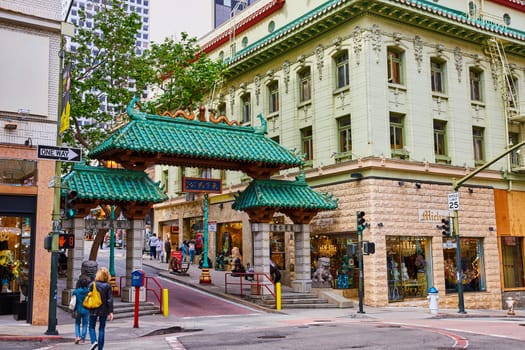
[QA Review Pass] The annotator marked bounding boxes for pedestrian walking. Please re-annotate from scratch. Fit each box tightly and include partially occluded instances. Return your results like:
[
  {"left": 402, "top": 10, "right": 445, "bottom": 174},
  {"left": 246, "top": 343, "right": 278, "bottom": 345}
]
[
  {"left": 164, "top": 236, "right": 171, "bottom": 264},
  {"left": 87, "top": 267, "right": 114, "bottom": 350},
  {"left": 72, "top": 277, "right": 90, "bottom": 344},
  {"left": 181, "top": 240, "right": 188, "bottom": 263},
  {"left": 156, "top": 238, "right": 163, "bottom": 262},
  {"left": 148, "top": 233, "right": 159, "bottom": 260},
  {"left": 189, "top": 239, "right": 196, "bottom": 264}
]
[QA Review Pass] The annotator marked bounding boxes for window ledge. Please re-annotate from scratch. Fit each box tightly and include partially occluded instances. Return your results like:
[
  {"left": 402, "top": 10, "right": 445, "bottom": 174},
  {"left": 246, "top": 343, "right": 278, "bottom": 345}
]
[
  {"left": 334, "top": 151, "right": 353, "bottom": 163},
  {"left": 267, "top": 112, "right": 280, "bottom": 119},
  {"left": 388, "top": 83, "right": 407, "bottom": 91},
  {"left": 474, "top": 160, "right": 486, "bottom": 167},
  {"left": 303, "top": 160, "right": 313, "bottom": 169},
  {"left": 391, "top": 149, "right": 409, "bottom": 160},
  {"left": 297, "top": 100, "right": 312, "bottom": 109},
  {"left": 432, "top": 92, "right": 449, "bottom": 100},
  {"left": 333, "top": 86, "right": 350, "bottom": 95},
  {"left": 435, "top": 155, "right": 451, "bottom": 164},
  {"left": 470, "top": 100, "right": 485, "bottom": 107}
]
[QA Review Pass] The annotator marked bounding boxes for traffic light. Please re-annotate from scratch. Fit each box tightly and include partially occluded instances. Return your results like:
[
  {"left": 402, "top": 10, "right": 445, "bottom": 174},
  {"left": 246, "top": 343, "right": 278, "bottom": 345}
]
[
  {"left": 65, "top": 190, "right": 78, "bottom": 218},
  {"left": 363, "top": 241, "right": 375, "bottom": 255},
  {"left": 356, "top": 211, "right": 367, "bottom": 231},
  {"left": 346, "top": 244, "right": 357, "bottom": 256},
  {"left": 441, "top": 217, "right": 452, "bottom": 237}
]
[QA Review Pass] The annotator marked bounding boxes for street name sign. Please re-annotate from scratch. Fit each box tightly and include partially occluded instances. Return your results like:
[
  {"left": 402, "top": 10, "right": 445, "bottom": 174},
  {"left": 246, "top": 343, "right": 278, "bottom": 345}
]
[{"left": 38, "top": 145, "right": 82, "bottom": 162}]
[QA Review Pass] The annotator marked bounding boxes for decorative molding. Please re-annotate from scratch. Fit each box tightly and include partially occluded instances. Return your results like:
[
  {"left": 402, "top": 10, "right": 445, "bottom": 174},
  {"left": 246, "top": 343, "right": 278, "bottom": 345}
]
[
  {"left": 370, "top": 24, "right": 382, "bottom": 64},
  {"left": 229, "top": 87, "right": 235, "bottom": 114},
  {"left": 282, "top": 61, "right": 290, "bottom": 94},
  {"left": 454, "top": 47, "right": 463, "bottom": 83},
  {"left": 413, "top": 36, "right": 423, "bottom": 73},
  {"left": 333, "top": 36, "right": 342, "bottom": 49},
  {"left": 266, "top": 69, "right": 274, "bottom": 79},
  {"left": 393, "top": 32, "right": 403, "bottom": 46},
  {"left": 254, "top": 74, "right": 261, "bottom": 105},
  {"left": 353, "top": 26, "right": 363, "bottom": 65},
  {"left": 436, "top": 44, "right": 445, "bottom": 57},
  {"left": 315, "top": 45, "right": 324, "bottom": 80}
]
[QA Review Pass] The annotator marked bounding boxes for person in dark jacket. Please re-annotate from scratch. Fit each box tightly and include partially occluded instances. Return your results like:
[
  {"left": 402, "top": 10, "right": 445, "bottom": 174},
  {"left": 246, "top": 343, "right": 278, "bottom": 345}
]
[
  {"left": 73, "top": 277, "right": 90, "bottom": 344},
  {"left": 87, "top": 267, "right": 114, "bottom": 350}
]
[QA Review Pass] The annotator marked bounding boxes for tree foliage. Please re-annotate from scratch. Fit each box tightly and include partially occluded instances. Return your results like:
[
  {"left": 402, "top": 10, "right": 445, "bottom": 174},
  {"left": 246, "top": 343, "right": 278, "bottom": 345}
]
[
  {"left": 63, "top": 0, "right": 226, "bottom": 153},
  {"left": 143, "top": 33, "right": 227, "bottom": 113},
  {"left": 63, "top": 0, "right": 152, "bottom": 150}
]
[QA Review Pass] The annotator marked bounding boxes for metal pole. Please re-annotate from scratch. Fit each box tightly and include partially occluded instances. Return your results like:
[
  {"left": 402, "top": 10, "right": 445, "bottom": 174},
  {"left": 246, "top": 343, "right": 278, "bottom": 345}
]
[
  {"left": 199, "top": 193, "right": 212, "bottom": 284},
  {"left": 357, "top": 227, "right": 364, "bottom": 314},
  {"left": 109, "top": 205, "right": 115, "bottom": 277},
  {"left": 45, "top": 35, "right": 66, "bottom": 335},
  {"left": 452, "top": 211, "right": 466, "bottom": 314}
]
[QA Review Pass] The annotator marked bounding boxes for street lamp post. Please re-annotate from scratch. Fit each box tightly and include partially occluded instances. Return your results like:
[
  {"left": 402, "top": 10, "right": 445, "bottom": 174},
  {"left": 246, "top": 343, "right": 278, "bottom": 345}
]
[{"left": 199, "top": 193, "right": 212, "bottom": 284}]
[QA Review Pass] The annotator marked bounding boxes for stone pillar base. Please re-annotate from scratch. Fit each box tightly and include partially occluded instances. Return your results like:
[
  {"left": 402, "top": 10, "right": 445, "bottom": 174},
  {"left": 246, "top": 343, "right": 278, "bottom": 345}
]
[
  {"left": 292, "top": 280, "right": 312, "bottom": 293},
  {"left": 121, "top": 286, "right": 146, "bottom": 302}
]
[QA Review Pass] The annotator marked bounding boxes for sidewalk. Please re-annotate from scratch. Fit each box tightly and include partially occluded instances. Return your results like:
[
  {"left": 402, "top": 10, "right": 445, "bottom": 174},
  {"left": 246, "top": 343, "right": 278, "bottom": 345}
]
[{"left": 0, "top": 256, "right": 522, "bottom": 347}]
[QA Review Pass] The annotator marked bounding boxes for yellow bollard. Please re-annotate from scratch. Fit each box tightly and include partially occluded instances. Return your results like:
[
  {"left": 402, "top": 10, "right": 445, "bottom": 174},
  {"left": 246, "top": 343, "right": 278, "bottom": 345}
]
[
  {"left": 163, "top": 288, "right": 168, "bottom": 317},
  {"left": 276, "top": 282, "right": 281, "bottom": 310}
]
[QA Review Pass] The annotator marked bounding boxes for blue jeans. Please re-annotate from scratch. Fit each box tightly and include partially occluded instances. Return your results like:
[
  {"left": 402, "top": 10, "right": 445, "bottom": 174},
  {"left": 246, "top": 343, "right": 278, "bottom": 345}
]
[
  {"left": 189, "top": 249, "right": 195, "bottom": 263},
  {"left": 75, "top": 310, "right": 89, "bottom": 340},
  {"left": 89, "top": 314, "right": 108, "bottom": 349}
]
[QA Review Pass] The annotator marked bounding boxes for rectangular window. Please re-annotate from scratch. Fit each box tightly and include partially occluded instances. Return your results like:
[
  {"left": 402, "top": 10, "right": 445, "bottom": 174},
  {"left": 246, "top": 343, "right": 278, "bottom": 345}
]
[
  {"left": 386, "top": 236, "right": 432, "bottom": 301},
  {"left": 338, "top": 115, "right": 352, "bottom": 153},
  {"left": 433, "top": 120, "right": 447, "bottom": 156},
  {"left": 301, "top": 126, "right": 313, "bottom": 161},
  {"left": 241, "top": 93, "right": 251, "bottom": 123},
  {"left": 500, "top": 236, "right": 525, "bottom": 288},
  {"left": 507, "top": 75, "right": 519, "bottom": 109},
  {"left": 444, "top": 238, "right": 486, "bottom": 293},
  {"left": 298, "top": 68, "right": 312, "bottom": 102},
  {"left": 431, "top": 59, "right": 445, "bottom": 94},
  {"left": 387, "top": 49, "right": 403, "bottom": 84},
  {"left": 390, "top": 114, "right": 405, "bottom": 157},
  {"left": 473, "top": 126, "right": 485, "bottom": 162},
  {"left": 335, "top": 51, "right": 349, "bottom": 89},
  {"left": 469, "top": 68, "right": 483, "bottom": 101},
  {"left": 268, "top": 81, "right": 279, "bottom": 114}
]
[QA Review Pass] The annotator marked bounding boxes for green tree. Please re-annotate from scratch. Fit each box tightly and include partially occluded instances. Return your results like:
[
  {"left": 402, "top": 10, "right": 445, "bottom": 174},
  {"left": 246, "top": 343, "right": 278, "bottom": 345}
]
[
  {"left": 144, "top": 33, "right": 227, "bottom": 113},
  {"left": 63, "top": 0, "right": 153, "bottom": 150}
]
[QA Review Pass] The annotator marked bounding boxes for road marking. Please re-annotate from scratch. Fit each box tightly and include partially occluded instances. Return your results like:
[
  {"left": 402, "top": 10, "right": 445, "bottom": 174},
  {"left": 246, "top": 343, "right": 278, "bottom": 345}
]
[{"left": 166, "top": 336, "right": 186, "bottom": 350}]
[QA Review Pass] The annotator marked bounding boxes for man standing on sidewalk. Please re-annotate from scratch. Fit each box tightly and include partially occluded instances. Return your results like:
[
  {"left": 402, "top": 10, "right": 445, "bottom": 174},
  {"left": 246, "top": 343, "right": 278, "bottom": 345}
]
[
  {"left": 149, "top": 233, "right": 159, "bottom": 260},
  {"left": 164, "top": 236, "right": 171, "bottom": 264}
]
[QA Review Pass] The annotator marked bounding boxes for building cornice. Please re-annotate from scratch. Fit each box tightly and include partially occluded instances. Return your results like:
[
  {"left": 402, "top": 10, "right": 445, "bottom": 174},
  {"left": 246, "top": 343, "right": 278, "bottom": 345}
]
[{"left": 0, "top": 8, "right": 61, "bottom": 32}]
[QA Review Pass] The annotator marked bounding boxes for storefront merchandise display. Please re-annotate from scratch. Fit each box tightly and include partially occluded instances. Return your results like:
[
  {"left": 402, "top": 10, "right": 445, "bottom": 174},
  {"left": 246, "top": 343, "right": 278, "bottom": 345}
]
[{"left": 443, "top": 238, "right": 484, "bottom": 292}]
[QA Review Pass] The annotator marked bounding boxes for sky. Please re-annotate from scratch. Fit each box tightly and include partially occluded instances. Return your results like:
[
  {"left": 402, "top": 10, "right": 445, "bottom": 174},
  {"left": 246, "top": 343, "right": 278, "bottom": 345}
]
[{"left": 149, "top": 0, "right": 214, "bottom": 43}]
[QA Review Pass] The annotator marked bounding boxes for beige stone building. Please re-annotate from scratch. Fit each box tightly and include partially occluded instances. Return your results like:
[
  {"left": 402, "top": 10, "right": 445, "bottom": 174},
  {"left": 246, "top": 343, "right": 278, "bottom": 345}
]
[
  {"left": 0, "top": 1, "right": 62, "bottom": 323},
  {"left": 153, "top": 0, "right": 525, "bottom": 310}
]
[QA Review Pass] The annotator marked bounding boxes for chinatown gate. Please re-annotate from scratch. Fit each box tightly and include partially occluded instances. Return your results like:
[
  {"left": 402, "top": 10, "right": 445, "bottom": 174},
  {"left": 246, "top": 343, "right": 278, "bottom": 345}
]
[{"left": 61, "top": 98, "right": 337, "bottom": 302}]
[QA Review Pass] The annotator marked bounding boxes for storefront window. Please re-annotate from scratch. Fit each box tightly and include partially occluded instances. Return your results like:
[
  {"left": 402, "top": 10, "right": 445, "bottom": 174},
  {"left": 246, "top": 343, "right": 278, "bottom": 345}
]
[
  {"left": 0, "top": 216, "right": 31, "bottom": 299},
  {"left": 270, "top": 232, "right": 285, "bottom": 269},
  {"left": 386, "top": 236, "right": 432, "bottom": 302},
  {"left": 217, "top": 222, "right": 242, "bottom": 263},
  {"left": 500, "top": 236, "right": 525, "bottom": 288},
  {"left": 443, "top": 237, "right": 485, "bottom": 293},
  {"left": 311, "top": 233, "right": 357, "bottom": 289}
]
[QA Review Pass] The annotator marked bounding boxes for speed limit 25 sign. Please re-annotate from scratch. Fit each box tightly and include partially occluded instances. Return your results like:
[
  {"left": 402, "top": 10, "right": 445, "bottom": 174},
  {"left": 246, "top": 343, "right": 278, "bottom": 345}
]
[{"left": 448, "top": 192, "right": 460, "bottom": 211}]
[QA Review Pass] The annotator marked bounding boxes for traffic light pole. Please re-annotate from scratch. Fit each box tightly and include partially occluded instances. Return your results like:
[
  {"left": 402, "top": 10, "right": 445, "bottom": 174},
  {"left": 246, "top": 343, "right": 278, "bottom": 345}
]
[
  {"left": 451, "top": 139, "right": 525, "bottom": 314},
  {"left": 357, "top": 226, "right": 364, "bottom": 314}
]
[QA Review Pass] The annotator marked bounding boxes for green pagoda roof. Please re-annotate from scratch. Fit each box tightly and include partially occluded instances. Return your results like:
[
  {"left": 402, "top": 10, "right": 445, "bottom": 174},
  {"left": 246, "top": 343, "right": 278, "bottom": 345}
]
[
  {"left": 62, "top": 163, "right": 168, "bottom": 204},
  {"left": 89, "top": 98, "right": 303, "bottom": 179},
  {"left": 232, "top": 173, "right": 338, "bottom": 211}
]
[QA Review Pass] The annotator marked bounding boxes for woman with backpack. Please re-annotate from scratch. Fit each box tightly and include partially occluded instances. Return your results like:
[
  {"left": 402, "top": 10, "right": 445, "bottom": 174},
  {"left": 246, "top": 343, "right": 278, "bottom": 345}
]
[
  {"left": 87, "top": 267, "right": 114, "bottom": 350},
  {"left": 72, "top": 277, "right": 90, "bottom": 344}
]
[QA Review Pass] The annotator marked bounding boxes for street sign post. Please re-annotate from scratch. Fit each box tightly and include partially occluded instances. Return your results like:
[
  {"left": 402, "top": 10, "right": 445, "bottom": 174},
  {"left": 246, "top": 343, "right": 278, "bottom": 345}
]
[{"left": 37, "top": 145, "right": 82, "bottom": 162}]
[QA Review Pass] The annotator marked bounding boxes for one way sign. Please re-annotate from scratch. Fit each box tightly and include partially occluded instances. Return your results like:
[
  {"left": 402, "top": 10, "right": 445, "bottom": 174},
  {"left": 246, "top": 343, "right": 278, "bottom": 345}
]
[{"left": 37, "top": 145, "right": 82, "bottom": 162}]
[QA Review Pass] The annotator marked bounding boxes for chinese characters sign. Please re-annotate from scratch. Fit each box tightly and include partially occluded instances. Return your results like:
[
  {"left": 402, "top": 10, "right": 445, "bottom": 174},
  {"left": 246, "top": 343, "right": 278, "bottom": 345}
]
[{"left": 182, "top": 177, "right": 222, "bottom": 193}]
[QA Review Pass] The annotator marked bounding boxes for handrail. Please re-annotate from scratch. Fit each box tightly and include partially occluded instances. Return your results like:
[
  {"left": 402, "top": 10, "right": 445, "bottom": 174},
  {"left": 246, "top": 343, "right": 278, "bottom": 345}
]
[
  {"left": 118, "top": 275, "right": 163, "bottom": 313},
  {"left": 224, "top": 272, "right": 275, "bottom": 302}
]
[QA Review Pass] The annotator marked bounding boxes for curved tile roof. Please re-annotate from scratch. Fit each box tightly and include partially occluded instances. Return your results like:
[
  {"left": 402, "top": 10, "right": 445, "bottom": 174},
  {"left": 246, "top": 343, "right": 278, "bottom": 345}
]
[
  {"left": 89, "top": 99, "right": 303, "bottom": 177},
  {"left": 232, "top": 173, "right": 338, "bottom": 211},
  {"left": 62, "top": 163, "right": 168, "bottom": 203}
]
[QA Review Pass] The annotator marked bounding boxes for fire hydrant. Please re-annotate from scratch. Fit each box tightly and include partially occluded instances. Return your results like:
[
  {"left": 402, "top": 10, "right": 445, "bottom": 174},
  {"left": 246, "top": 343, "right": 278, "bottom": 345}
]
[{"left": 427, "top": 286, "right": 439, "bottom": 315}]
